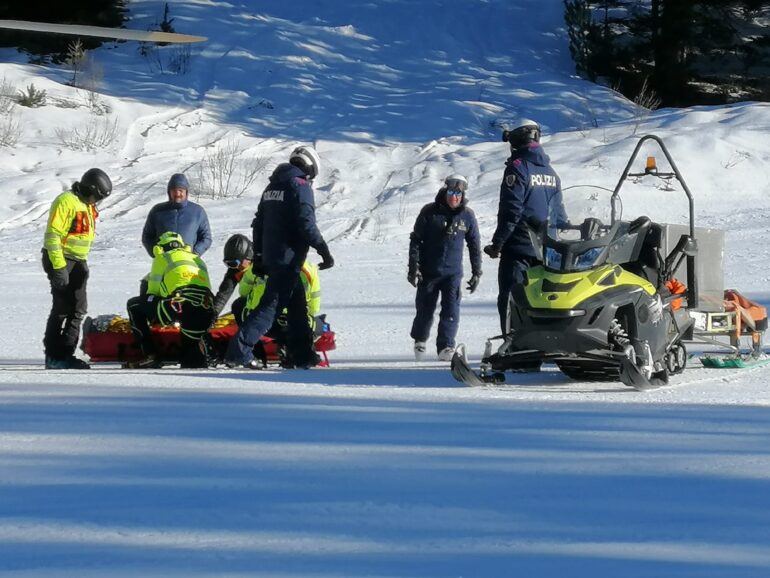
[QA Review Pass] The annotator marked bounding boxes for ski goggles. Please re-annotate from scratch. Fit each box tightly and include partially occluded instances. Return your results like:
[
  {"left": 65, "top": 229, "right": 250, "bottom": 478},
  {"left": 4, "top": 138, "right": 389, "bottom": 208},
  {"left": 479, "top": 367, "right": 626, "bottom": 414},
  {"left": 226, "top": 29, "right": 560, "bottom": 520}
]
[
  {"left": 446, "top": 190, "right": 464, "bottom": 197},
  {"left": 224, "top": 259, "right": 242, "bottom": 269}
]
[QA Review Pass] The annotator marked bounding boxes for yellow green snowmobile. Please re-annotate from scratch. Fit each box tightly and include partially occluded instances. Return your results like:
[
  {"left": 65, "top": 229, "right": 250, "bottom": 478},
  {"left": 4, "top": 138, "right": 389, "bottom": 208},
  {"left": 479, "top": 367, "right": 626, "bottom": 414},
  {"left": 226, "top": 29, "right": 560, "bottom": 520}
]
[{"left": 452, "top": 135, "right": 702, "bottom": 391}]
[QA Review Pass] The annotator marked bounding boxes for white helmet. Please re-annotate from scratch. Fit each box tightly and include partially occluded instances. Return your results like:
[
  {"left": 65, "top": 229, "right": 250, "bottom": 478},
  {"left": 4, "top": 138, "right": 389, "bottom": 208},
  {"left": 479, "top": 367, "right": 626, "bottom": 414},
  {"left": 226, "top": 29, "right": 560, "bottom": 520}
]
[
  {"left": 502, "top": 119, "right": 541, "bottom": 148},
  {"left": 289, "top": 145, "right": 321, "bottom": 180},
  {"left": 444, "top": 174, "right": 468, "bottom": 193}
]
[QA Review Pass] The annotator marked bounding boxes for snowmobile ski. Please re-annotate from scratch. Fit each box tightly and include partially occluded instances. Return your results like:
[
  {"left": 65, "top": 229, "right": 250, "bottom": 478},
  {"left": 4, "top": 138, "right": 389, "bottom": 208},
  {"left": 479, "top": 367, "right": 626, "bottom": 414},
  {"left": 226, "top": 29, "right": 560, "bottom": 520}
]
[{"left": 450, "top": 344, "right": 505, "bottom": 387}]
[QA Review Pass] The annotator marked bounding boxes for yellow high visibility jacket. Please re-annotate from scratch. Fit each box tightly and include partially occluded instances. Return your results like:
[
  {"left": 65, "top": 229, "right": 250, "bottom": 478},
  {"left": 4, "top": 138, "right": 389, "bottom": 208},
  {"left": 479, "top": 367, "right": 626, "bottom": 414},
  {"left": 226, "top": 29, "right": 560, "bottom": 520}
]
[
  {"left": 239, "top": 261, "right": 321, "bottom": 324},
  {"left": 42, "top": 191, "right": 97, "bottom": 269},
  {"left": 148, "top": 244, "right": 211, "bottom": 298}
]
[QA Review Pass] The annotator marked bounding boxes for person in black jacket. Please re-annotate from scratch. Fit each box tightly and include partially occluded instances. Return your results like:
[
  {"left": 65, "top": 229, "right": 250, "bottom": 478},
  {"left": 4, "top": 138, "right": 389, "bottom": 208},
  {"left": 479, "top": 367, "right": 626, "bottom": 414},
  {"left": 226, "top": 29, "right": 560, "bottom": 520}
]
[
  {"left": 224, "top": 145, "right": 334, "bottom": 369},
  {"left": 484, "top": 120, "right": 568, "bottom": 354},
  {"left": 408, "top": 174, "right": 482, "bottom": 361}
]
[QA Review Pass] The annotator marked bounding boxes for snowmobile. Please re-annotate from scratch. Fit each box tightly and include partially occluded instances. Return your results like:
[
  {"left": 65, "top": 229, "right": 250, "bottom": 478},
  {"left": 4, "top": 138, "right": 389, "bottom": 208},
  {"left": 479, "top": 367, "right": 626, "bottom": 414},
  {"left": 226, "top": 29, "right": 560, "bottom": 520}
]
[{"left": 452, "top": 134, "right": 766, "bottom": 390}]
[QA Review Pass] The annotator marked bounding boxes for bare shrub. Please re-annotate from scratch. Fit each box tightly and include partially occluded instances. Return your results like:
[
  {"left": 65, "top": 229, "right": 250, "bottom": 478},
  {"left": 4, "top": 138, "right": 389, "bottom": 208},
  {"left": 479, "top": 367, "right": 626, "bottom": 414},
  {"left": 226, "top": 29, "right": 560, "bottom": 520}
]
[
  {"left": 77, "top": 55, "right": 110, "bottom": 114},
  {"left": 0, "top": 110, "right": 22, "bottom": 147},
  {"left": 632, "top": 78, "right": 661, "bottom": 135},
  {"left": 54, "top": 115, "right": 119, "bottom": 151},
  {"left": 167, "top": 44, "right": 192, "bottom": 75},
  {"left": 194, "top": 138, "right": 269, "bottom": 199},
  {"left": 0, "top": 76, "right": 15, "bottom": 114}
]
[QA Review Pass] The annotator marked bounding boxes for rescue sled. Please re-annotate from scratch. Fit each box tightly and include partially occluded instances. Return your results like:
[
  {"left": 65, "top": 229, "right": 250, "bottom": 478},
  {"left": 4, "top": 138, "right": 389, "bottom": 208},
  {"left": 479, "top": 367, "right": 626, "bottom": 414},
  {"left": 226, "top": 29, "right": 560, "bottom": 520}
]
[{"left": 80, "top": 313, "right": 336, "bottom": 367}]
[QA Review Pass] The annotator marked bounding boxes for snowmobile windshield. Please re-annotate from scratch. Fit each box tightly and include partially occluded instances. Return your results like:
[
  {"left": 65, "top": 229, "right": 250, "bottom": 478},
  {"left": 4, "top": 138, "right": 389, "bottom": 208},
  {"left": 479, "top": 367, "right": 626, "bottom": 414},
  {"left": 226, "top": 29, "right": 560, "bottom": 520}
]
[
  {"left": 535, "top": 187, "right": 620, "bottom": 272},
  {"left": 543, "top": 219, "right": 617, "bottom": 272}
]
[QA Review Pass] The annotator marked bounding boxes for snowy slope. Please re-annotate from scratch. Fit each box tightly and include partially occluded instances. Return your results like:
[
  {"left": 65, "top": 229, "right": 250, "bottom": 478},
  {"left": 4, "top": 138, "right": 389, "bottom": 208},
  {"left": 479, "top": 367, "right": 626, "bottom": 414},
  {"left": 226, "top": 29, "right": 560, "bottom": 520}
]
[{"left": 1, "top": 1, "right": 770, "bottom": 576}]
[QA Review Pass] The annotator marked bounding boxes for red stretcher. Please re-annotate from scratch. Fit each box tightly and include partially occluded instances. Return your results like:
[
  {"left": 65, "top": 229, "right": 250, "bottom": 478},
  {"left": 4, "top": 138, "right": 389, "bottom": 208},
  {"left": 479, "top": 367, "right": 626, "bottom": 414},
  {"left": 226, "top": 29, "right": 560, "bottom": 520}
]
[{"left": 80, "top": 314, "right": 336, "bottom": 367}]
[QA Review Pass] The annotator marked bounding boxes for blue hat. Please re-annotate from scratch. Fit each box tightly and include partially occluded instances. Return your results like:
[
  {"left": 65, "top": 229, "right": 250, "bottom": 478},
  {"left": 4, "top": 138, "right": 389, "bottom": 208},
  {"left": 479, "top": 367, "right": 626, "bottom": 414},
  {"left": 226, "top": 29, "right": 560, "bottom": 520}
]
[{"left": 167, "top": 173, "right": 189, "bottom": 192}]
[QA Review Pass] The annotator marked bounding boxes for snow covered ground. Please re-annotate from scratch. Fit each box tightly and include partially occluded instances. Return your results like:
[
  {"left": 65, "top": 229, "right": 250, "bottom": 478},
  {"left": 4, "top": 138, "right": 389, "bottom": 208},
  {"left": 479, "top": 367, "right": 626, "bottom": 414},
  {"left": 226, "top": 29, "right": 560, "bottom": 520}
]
[{"left": 1, "top": 1, "right": 770, "bottom": 575}]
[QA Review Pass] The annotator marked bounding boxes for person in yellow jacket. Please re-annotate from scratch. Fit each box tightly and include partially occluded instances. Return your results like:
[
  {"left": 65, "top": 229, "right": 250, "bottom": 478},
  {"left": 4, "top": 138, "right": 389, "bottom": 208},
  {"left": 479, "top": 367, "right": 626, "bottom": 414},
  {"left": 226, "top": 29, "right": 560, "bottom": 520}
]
[
  {"left": 231, "top": 260, "right": 321, "bottom": 368},
  {"left": 42, "top": 168, "right": 112, "bottom": 369},
  {"left": 126, "top": 231, "right": 215, "bottom": 368}
]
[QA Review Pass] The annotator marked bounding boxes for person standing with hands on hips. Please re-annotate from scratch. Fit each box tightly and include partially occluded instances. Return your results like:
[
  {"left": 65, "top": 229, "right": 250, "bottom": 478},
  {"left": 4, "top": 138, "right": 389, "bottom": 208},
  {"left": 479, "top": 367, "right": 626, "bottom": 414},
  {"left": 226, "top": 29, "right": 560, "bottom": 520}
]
[
  {"left": 484, "top": 120, "right": 567, "bottom": 360},
  {"left": 408, "top": 174, "right": 482, "bottom": 361},
  {"left": 225, "top": 145, "right": 334, "bottom": 370}
]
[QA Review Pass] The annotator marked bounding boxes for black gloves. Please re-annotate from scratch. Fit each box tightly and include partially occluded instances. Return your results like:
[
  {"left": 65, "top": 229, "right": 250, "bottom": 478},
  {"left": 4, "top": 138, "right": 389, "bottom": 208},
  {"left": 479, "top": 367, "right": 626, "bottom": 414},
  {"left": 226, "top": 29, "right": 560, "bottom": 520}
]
[
  {"left": 467, "top": 273, "right": 481, "bottom": 293},
  {"left": 407, "top": 271, "right": 422, "bottom": 287},
  {"left": 317, "top": 244, "right": 335, "bottom": 270},
  {"left": 483, "top": 244, "right": 500, "bottom": 259},
  {"left": 50, "top": 267, "right": 69, "bottom": 289}
]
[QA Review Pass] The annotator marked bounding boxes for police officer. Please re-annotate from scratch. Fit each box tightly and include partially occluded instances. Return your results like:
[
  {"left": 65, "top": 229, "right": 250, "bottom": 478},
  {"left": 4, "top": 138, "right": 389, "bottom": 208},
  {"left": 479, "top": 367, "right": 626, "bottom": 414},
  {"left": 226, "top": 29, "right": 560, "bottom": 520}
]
[
  {"left": 484, "top": 120, "right": 567, "bottom": 336},
  {"left": 126, "top": 231, "right": 214, "bottom": 369},
  {"left": 224, "top": 145, "right": 334, "bottom": 369},
  {"left": 42, "top": 168, "right": 112, "bottom": 369},
  {"left": 408, "top": 174, "right": 482, "bottom": 361},
  {"left": 142, "top": 173, "right": 212, "bottom": 257}
]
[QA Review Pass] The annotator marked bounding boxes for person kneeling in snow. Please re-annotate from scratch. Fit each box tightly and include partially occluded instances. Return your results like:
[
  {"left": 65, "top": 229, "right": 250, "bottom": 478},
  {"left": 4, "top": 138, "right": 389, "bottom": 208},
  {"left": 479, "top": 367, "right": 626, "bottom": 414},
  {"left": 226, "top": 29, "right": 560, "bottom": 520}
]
[{"left": 126, "top": 231, "right": 215, "bottom": 368}]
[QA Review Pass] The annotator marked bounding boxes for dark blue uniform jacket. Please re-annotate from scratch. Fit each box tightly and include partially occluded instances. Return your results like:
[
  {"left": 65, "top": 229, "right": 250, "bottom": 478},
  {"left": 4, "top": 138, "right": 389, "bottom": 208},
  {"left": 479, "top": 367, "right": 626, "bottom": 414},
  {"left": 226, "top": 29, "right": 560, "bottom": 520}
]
[
  {"left": 491, "top": 143, "right": 566, "bottom": 258},
  {"left": 409, "top": 191, "right": 482, "bottom": 279},
  {"left": 252, "top": 163, "right": 327, "bottom": 269},
  {"left": 142, "top": 200, "right": 212, "bottom": 257}
]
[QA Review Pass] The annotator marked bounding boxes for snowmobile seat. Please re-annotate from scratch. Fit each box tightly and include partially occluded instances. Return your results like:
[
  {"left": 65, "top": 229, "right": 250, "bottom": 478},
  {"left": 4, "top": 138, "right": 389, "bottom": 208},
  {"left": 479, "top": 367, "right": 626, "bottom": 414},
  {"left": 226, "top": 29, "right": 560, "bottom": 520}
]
[{"left": 623, "top": 220, "right": 664, "bottom": 289}]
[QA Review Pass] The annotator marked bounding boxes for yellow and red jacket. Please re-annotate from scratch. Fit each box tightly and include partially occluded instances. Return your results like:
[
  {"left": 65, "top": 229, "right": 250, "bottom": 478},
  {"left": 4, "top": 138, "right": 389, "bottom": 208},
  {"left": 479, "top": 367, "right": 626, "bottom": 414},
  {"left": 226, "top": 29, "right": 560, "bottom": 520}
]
[
  {"left": 43, "top": 191, "right": 98, "bottom": 269},
  {"left": 239, "top": 261, "right": 321, "bottom": 325}
]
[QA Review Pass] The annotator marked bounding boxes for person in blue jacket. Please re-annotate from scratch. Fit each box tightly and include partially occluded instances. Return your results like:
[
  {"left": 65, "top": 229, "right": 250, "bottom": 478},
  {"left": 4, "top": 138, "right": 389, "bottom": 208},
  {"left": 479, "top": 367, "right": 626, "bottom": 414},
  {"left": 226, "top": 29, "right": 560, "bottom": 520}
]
[
  {"left": 484, "top": 120, "right": 568, "bottom": 340},
  {"left": 141, "top": 173, "right": 212, "bottom": 257},
  {"left": 224, "top": 145, "right": 334, "bottom": 370},
  {"left": 408, "top": 174, "right": 482, "bottom": 361}
]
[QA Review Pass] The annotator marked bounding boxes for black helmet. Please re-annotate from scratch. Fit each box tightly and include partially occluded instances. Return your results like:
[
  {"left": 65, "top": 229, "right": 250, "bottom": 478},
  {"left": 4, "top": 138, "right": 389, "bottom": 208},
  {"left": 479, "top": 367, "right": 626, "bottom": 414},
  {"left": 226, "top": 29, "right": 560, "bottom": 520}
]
[
  {"left": 223, "top": 234, "right": 254, "bottom": 267},
  {"left": 502, "top": 119, "right": 541, "bottom": 149},
  {"left": 78, "top": 168, "right": 112, "bottom": 202}
]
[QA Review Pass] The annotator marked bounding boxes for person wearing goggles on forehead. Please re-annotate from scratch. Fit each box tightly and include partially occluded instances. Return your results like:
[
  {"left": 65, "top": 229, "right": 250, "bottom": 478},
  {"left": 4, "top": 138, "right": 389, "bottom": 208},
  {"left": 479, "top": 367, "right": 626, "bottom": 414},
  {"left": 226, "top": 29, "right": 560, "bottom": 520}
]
[
  {"left": 408, "top": 174, "right": 482, "bottom": 361},
  {"left": 211, "top": 234, "right": 255, "bottom": 317},
  {"left": 42, "top": 168, "right": 112, "bottom": 369}
]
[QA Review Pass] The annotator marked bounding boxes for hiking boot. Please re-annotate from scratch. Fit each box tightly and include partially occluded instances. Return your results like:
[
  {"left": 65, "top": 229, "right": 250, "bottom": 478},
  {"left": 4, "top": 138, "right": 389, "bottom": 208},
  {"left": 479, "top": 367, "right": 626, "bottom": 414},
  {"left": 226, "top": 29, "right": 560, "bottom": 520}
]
[
  {"left": 45, "top": 356, "right": 70, "bottom": 369},
  {"left": 437, "top": 347, "right": 455, "bottom": 361},
  {"left": 414, "top": 341, "right": 427, "bottom": 361},
  {"left": 224, "top": 358, "right": 262, "bottom": 370},
  {"left": 123, "top": 354, "right": 162, "bottom": 369},
  {"left": 292, "top": 352, "right": 322, "bottom": 369},
  {"left": 66, "top": 356, "right": 91, "bottom": 369}
]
